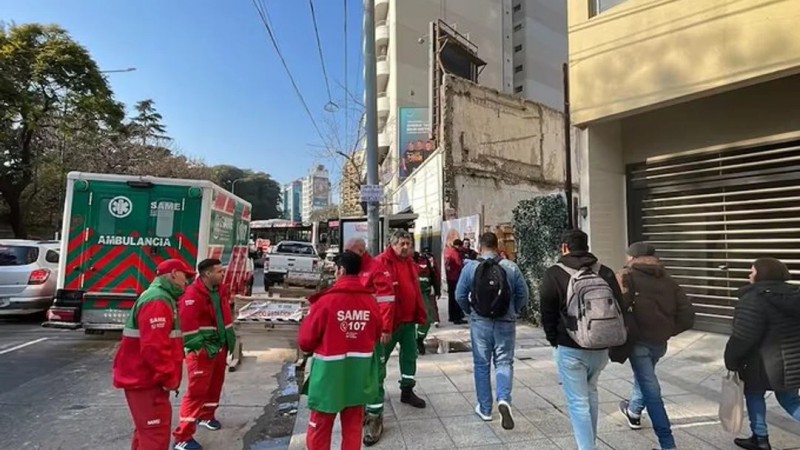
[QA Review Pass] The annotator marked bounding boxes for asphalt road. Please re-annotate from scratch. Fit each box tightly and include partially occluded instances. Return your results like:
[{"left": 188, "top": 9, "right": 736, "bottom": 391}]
[{"left": 0, "top": 269, "right": 274, "bottom": 450}]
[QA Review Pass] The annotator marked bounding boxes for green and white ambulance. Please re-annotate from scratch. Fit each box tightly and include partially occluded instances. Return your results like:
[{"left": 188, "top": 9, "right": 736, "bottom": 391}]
[{"left": 44, "top": 172, "right": 253, "bottom": 333}]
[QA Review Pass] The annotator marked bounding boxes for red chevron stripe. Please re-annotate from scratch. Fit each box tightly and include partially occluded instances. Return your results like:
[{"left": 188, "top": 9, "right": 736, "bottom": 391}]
[
  {"left": 177, "top": 233, "right": 198, "bottom": 258},
  {"left": 224, "top": 197, "right": 235, "bottom": 214},
  {"left": 213, "top": 192, "right": 227, "bottom": 211},
  {"left": 67, "top": 228, "right": 91, "bottom": 254},
  {"left": 89, "top": 247, "right": 137, "bottom": 291},
  {"left": 80, "top": 244, "right": 126, "bottom": 290}
]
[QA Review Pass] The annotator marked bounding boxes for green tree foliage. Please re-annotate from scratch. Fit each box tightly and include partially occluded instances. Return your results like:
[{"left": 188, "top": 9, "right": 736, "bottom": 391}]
[
  {"left": 512, "top": 194, "right": 568, "bottom": 324},
  {"left": 214, "top": 165, "right": 282, "bottom": 220},
  {"left": 128, "top": 98, "right": 169, "bottom": 146},
  {"left": 0, "top": 23, "right": 124, "bottom": 237},
  {"left": 0, "top": 23, "right": 283, "bottom": 239}
]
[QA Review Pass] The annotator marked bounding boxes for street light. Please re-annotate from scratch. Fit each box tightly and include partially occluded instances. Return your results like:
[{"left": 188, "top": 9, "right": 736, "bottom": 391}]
[
  {"left": 101, "top": 67, "right": 137, "bottom": 74},
  {"left": 231, "top": 178, "right": 242, "bottom": 194}
]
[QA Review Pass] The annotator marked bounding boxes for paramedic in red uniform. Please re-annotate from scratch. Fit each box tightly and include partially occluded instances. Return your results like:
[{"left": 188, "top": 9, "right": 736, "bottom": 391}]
[
  {"left": 172, "top": 258, "right": 236, "bottom": 450},
  {"left": 344, "top": 238, "right": 396, "bottom": 334},
  {"left": 112, "top": 259, "right": 195, "bottom": 450},
  {"left": 299, "top": 251, "right": 383, "bottom": 450}
]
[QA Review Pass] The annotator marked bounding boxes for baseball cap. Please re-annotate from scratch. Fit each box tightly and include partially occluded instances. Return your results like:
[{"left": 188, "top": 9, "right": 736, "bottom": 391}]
[{"left": 156, "top": 259, "right": 197, "bottom": 277}]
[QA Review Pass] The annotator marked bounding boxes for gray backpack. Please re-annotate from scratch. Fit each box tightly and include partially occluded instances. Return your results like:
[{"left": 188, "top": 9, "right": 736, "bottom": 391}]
[{"left": 557, "top": 263, "right": 627, "bottom": 349}]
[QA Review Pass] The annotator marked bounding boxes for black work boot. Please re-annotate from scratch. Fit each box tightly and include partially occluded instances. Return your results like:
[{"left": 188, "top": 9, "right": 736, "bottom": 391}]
[
  {"left": 400, "top": 387, "right": 426, "bottom": 408},
  {"left": 417, "top": 337, "right": 426, "bottom": 355},
  {"left": 362, "top": 413, "right": 384, "bottom": 447},
  {"left": 734, "top": 435, "right": 772, "bottom": 450}
]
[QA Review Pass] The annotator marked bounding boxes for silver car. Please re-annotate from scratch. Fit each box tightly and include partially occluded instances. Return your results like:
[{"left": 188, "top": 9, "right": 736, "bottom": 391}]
[{"left": 0, "top": 240, "right": 60, "bottom": 316}]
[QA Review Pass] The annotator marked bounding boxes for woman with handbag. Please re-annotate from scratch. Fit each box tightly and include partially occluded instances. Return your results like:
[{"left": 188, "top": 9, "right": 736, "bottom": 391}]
[{"left": 724, "top": 257, "right": 800, "bottom": 450}]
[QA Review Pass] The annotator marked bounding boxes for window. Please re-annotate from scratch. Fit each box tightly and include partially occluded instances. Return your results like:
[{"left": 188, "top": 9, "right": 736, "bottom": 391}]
[
  {"left": 513, "top": 23, "right": 523, "bottom": 32},
  {"left": 514, "top": 44, "right": 523, "bottom": 53},
  {"left": 514, "top": 65, "right": 523, "bottom": 73},
  {"left": 590, "top": 0, "right": 629, "bottom": 17},
  {"left": 512, "top": 4, "right": 522, "bottom": 13},
  {"left": 45, "top": 250, "right": 60, "bottom": 264},
  {"left": 514, "top": 85, "right": 524, "bottom": 93},
  {"left": 0, "top": 246, "right": 39, "bottom": 266}
]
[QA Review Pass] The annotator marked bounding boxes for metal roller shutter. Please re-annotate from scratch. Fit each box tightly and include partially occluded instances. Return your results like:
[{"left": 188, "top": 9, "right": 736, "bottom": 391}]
[{"left": 626, "top": 140, "right": 800, "bottom": 333}]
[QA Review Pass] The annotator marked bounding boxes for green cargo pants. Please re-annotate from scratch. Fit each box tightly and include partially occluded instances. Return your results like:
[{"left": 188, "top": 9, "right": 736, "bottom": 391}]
[
  {"left": 416, "top": 291, "right": 435, "bottom": 341},
  {"left": 366, "top": 322, "right": 418, "bottom": 415}
]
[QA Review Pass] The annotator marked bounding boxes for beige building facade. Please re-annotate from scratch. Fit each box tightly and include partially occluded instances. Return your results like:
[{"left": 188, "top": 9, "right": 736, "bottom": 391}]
[{"left": 570, "top": 0, "right": 800, "bottom": 331}]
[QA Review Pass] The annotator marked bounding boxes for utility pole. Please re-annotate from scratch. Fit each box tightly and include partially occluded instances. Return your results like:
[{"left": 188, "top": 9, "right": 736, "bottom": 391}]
[
  {"left": 563, "top": 63, "right": 574, "bottom": 229},
  {"left": 364, "top": 0, "right": 380, "bottom": 255}
]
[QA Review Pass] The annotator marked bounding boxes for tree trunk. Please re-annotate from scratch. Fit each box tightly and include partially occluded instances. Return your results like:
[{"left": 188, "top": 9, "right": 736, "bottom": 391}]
[{"left": 5, "top": 192, "right": 27, "bottom": 239}]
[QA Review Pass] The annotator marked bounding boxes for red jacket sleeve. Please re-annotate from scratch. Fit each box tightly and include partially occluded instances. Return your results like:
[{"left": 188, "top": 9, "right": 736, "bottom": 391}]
[
  {"left": 137, "top": 300, "right": 179, "bottom": 389},
  {"left": 298, "top": 300, "right": 327, "bottom": 353},
  {"left": 369, "top": 299, "right": 383, "bottom": 346},
  {"left": 371, "top": 260, "right": 396, "bottom": 334}
]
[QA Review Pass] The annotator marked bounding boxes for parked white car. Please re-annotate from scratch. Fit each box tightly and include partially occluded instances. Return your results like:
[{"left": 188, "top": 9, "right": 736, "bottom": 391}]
[{"left": 0, "top": 240, "right": 60, "bottom": 316}]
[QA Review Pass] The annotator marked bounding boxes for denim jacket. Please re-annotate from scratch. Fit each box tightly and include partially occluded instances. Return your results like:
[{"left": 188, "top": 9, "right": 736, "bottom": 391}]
[{"left": 455, "top": 252, "right": 529, "bottom": 322}]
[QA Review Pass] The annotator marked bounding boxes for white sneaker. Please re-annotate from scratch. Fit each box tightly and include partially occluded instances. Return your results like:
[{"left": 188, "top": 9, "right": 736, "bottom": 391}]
[{"left": 474, "top": 404, "right": 492, "bottom": 421}]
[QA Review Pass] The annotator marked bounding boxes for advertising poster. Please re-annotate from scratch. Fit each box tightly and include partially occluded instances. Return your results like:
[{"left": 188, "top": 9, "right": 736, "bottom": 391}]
[
  {"left": 339, "top": 218, "right": 384, "bottom": 252},
  {"left": 312, "top": 176, "right": 330, "bottom": 208},
  {"left": 441, "top": 215, "right": 481, "bottom": 251},
  {"left": 398, "top": 107, "right": 434, "bottom": 180}
]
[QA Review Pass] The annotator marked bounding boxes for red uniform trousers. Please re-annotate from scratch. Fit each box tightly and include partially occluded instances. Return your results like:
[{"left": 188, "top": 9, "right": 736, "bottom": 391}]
[
  {"left": 173, "top": 349, "right": 227, "bottom": 442},
  {"left": 125, "top": 387, "right": 172, "bottom": 450},
  {"left": 307, "top": 406, "right": 364, "bottom": 450}
]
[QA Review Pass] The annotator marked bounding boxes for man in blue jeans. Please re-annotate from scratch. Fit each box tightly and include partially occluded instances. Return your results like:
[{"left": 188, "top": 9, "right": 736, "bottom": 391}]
[
  {"left": 615, "top": 242, "right": 695, "bottom": 450},
  {"left": 456, "top": 232, "right": 529, "bottom": 430},
  {"left": 540, "top": 230, "right": 623, "bottom": 450}
]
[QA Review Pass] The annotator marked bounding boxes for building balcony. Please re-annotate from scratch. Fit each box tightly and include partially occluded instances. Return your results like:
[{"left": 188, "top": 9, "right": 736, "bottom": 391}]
[
  {"left": 377, "top": 95, "right": 390, "bottom": 129},
  {"left": 375, "top": 0, "right": 389, "bottom": 21},
  {"left": 375, "top": 20, "right": 389, "bottom": 48},
  {"left": 377, "top": 55, "right": 390, "bottom": 92},
  {"left": 378, "top": 129, "right": 390, "bottom": 150}
]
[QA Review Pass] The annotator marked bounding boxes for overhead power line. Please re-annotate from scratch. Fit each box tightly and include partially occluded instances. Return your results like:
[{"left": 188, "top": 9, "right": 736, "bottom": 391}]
[
  {"left": 309, "top": 0, "right": 337, "bottom": 112},
  {"left": 251, "top": 0, "right": 330, "bottom": 149},
  {"left": 344, "top": 0, "right": 348, "bottom": 154}
]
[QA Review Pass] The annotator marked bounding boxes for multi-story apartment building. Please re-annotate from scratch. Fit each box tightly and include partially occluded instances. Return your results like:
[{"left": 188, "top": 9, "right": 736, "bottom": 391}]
[
  {"left": 282, "top": 180, "right": 303, "bottom": 224},
  {"left": 339, "top": 149, "right": 365, "bottom": 217},
  {"left": 301, "top": 165, "right": 332, "bottom": 223},
  {"left": 371, "top": 0, "right": 567, "bottom": 191},
  {"left": 570, "top": 0, "right": 800, "bottom": 331}
]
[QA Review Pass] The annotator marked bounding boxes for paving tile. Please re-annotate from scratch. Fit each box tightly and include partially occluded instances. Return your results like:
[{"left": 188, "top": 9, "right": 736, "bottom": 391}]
[
  {"left": 400, "top": 417, "right": 455, "bottom": 449},
  {"left": 551, "top": 435, "right": 613, "bottom": 450},
  {"left": 440, "top": 415, "right": 502, "bottom": 447},
  {"left": 487, "top": 410, "right": 547, "bottom": 443},
  {"left": 531, "top": 384, "right": 568, "bottom": 408},
  {"left": 505, "top": 439, "right": 562, "bottom": 450},
  {"left": 598, "top": 430, "right": 662, "bottom": 450},
  {"left": 417, "top": 375, "right": 459, "bottom": 395},
  {"left": 427, "top": 392, "right": 474, "bottom": 418},
  {"left": 446, "top": 373, "right": 477, "bottom": 393},
  {"left": 365, "top": 416, "right": 406, "bottom": 449},
  {"left": 391, "top": 393, "right": 438, "bottom": 420},
  {"left": 511, "top": 386, "right": 553, "bottom": 410}
]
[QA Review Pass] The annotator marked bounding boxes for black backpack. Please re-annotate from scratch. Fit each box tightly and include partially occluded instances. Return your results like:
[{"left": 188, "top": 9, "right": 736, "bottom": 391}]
[{"left": 469, "top": 258, "right": 512, "bottom": 318}]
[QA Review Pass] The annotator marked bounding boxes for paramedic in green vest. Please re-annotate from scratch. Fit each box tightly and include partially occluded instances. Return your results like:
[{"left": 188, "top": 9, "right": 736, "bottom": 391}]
[
  {"left": 112, "top": 259, "right": 195, "bottom": 450},
  {"left": 173, "top": 258, "right": 236, "bottom": 450},
  {"left": 414, "top": 249, "right": 441, "bottom": 355},
  {"left": 364, "top": 230, "right": 428, "bottom": 446},
  {"left": 298, "top": 251, "right": 383, "bottom": 450}
]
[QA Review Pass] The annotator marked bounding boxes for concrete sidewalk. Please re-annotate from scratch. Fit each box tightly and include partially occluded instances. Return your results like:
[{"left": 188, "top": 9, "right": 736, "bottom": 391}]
[{"left": 288, "top": 324, "right": 800, "bottom": 450}]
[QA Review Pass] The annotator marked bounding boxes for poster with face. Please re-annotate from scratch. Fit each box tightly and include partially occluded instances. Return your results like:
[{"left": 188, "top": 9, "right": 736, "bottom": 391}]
[
  {"left": 398, "top": 107, "right": 431, "bottom": 181},
  {"left": 441, "top": 215, "right": 481, "bottom": 250}
]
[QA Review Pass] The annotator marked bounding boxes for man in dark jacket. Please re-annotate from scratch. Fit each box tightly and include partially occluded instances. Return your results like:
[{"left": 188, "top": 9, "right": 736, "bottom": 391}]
[
  {"left": 725, "top": 257, "right": 800, "bottom": 450},
  {"left": 540, "top": 229, "right": 623, "bottom": 450},
  {"left": 615, "top": 242, "right": 694, "bottom": 450}
]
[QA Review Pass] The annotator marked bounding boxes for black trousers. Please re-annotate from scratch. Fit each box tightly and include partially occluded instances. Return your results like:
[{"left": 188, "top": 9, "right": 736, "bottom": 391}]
[{"left": 447, "top": 280, "right": 464, "bottom": 322}]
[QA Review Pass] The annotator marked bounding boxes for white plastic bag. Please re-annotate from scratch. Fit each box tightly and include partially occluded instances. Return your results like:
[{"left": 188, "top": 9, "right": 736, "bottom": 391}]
[{"left": 719, "top": 371, "right": 745, "bottom": 434}]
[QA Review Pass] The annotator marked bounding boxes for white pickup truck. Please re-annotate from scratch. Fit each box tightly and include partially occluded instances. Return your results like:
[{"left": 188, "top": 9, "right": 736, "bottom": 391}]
[{"left": 263, "top": 241, "right": 321, "bottom": 288}]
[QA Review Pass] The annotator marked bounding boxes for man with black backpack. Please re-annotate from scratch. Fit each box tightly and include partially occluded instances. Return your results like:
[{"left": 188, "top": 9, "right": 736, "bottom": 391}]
[
  {"left": 540, "top": 229, "right": 625, "bottom": 450},
  {"left": 455, "top": 232, "right": 529, "bottom": 430}
]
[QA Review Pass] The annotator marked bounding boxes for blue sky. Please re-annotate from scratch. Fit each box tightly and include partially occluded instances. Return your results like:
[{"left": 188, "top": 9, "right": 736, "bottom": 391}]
[{"left": 2, "top": 0, "right": 364, "bottom": 187}]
